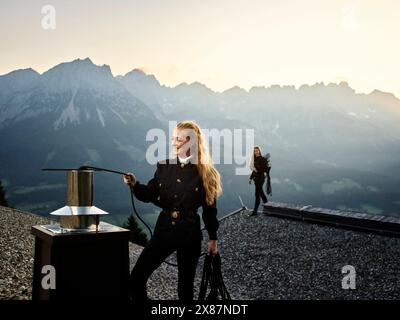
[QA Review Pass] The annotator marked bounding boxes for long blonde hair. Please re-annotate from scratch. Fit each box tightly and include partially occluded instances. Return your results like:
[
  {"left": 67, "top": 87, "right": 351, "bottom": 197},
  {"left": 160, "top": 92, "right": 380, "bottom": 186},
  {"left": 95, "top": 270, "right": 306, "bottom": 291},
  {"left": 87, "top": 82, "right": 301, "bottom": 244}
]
[{"left": 176, "top": 120, "right": 222, "bottom": 205}]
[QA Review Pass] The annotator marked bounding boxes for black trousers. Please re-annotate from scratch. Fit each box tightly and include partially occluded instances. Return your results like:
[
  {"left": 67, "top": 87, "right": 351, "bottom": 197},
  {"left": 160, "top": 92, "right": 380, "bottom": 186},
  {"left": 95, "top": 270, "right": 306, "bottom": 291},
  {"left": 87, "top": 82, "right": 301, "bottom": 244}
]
[
  {"left": 130, "top": 213, "right": 202, "bottom": 304},
  {"left": 253, "top": 178, "right": 267, "bottom": 212}
]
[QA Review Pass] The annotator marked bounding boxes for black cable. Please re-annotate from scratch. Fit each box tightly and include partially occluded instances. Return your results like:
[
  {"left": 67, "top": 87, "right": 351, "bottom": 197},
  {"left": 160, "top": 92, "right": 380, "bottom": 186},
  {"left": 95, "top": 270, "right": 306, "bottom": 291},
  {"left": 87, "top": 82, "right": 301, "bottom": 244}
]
[
  {"left": 78, "top": 165, "right": 127, "bottom": 175},
  {"left": 128, "top": 186, "right": 153, "bottom": 238}
]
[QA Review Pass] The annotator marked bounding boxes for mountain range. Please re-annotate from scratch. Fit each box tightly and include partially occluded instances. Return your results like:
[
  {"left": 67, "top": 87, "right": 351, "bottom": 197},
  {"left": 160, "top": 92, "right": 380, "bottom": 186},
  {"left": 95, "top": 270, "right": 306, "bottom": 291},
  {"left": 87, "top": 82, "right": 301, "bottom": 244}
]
[{"left": 1, "top": 57, "right": 399, "bottom": 226}]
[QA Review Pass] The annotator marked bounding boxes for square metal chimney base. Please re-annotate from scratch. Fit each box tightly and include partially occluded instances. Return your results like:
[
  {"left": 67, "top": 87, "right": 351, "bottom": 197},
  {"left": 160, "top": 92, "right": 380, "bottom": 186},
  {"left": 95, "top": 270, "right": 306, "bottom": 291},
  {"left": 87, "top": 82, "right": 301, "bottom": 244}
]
[{"left": 31, "top": 222, "right": 130, "bottom": 300}]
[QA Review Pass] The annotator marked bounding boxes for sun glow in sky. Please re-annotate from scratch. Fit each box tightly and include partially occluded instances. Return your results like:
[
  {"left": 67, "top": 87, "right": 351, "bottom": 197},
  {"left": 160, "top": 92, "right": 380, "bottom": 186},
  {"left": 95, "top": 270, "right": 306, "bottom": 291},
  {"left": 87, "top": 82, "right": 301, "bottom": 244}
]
[{"left": 1, "top": 0, "right": 399, "bottom": 96}]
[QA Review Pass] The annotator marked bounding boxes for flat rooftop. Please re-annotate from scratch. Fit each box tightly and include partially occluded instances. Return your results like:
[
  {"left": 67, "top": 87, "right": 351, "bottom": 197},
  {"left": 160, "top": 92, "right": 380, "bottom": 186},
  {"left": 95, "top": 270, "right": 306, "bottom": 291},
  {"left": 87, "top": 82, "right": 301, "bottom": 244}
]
[{"left": 1, "top": 204, "right": 400, "bottom": 300}]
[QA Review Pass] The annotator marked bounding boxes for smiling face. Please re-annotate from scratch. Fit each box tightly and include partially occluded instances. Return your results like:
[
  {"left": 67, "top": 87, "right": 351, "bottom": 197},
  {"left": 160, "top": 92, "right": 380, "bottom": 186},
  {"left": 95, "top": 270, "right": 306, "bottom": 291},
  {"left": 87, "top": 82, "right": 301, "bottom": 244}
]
[
  {"left": 171, "top": 127, "right": 196, "bottom": 158},
  {"left": 254, "top": 147, "right": 261, "bottom": 157}
]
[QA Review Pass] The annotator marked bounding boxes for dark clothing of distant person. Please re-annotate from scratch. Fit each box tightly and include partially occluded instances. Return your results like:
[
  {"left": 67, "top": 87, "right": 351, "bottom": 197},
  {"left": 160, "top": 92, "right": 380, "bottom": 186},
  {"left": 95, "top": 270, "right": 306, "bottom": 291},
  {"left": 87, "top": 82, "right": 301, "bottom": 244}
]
[{"left": 250, "top": 155, "right": 270, "bottom": 212}]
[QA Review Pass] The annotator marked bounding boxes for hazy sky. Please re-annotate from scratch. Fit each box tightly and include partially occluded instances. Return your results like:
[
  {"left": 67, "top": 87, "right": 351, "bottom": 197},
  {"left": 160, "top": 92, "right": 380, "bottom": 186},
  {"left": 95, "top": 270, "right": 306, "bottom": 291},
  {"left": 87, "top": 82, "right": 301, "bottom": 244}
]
[{"left": 1, "top": 0, "right": 399, "bottom": 96}]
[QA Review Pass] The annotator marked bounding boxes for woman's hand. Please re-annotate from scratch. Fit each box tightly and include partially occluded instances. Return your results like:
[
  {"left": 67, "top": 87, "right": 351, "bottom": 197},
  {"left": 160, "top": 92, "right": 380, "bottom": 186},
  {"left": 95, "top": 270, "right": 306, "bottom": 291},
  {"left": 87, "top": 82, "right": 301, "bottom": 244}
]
[
  {"left": 208, "top": 240, "right": 218, "bottom": 255},
  {"left": 123, "top": 172, "right": 136, "bottom": 187}
]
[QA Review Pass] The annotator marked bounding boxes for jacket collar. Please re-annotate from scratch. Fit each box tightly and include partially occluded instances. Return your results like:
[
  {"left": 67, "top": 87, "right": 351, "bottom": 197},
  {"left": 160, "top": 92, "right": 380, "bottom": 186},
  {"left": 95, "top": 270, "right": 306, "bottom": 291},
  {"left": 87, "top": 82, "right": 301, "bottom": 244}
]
[{"left": 178, "top": 154, "right": 193, "bottom": 165}]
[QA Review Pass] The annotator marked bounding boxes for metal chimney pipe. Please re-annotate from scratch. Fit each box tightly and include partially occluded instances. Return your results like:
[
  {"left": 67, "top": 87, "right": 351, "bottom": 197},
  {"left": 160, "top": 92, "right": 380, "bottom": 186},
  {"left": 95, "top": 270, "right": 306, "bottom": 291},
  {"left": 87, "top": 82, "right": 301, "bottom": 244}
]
[
  {"left": 66, "top": 170, "right": 93, "bottom": 206},
  {"left": 49, "top": 169, "right": 108, "bottom": 231}
]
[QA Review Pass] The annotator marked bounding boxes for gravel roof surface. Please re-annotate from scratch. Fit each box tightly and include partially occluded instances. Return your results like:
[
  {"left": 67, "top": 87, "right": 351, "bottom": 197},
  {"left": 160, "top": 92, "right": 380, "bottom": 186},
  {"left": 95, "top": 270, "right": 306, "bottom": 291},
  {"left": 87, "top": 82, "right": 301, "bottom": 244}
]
[
  {"left": 214, "top": 209, "right": 400, "bottom": 299},
  {"left": 0, "top": 206, "right": 51, "bottom": 299},
  {"left": 1, "top": 205, "right": 400, "bottom": 300}
]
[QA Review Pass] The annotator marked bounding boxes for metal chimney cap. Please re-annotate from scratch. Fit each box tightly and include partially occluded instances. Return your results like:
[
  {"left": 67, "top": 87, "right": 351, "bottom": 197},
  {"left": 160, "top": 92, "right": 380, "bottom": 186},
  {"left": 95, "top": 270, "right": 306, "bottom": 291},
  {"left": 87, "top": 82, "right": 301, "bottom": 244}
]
[{"left": 49, "top": 205, "right": 109, "bottom": 216}]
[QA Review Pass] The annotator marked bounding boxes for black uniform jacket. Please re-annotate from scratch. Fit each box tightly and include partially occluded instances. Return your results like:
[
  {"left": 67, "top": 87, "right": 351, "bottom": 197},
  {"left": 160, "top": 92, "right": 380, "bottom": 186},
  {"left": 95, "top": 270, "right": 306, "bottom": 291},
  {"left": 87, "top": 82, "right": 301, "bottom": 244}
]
[
  {"left": 131, "top": 158, "right": 219, "bottom": 241},
  {"left": 250, "top": 156, "right": 270, "bottom": 182}
]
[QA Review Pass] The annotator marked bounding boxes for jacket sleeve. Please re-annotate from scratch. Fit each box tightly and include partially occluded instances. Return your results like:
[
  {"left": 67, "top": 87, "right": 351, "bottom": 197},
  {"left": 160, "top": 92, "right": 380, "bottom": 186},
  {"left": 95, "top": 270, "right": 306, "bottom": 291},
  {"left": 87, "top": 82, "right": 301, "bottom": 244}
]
[
  {"left": 131, "top": 163, "right": 160, "bottom": 204},
  {"left": 202, "top": 199, "right": 219, "bottom": 240}
]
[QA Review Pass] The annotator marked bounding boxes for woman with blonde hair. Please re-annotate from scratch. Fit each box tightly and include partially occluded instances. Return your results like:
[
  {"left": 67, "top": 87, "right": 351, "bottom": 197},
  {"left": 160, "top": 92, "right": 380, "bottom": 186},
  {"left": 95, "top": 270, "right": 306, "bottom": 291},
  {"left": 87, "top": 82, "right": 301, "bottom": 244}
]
[
  {"left": 249, "top": 146, "right": 271, "bottom": 216},
  {"left": 123, "top": 120, "right": 222, "bottom": 303}
]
